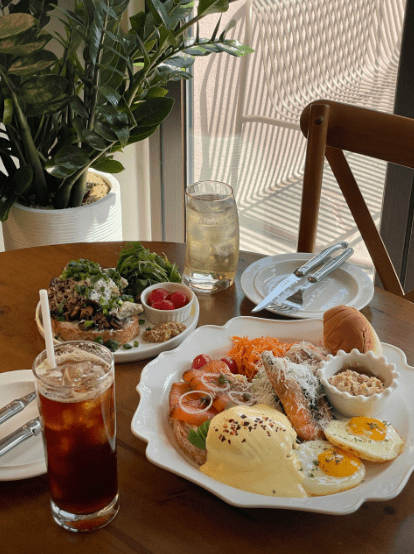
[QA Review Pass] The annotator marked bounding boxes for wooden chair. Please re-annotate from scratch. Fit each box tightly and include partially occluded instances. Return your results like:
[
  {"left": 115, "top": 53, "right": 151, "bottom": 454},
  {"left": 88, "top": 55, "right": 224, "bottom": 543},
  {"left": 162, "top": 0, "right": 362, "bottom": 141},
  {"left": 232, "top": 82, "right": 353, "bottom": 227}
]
[{"left": 298, "top": 100, "right": 414, "bottom": 302}]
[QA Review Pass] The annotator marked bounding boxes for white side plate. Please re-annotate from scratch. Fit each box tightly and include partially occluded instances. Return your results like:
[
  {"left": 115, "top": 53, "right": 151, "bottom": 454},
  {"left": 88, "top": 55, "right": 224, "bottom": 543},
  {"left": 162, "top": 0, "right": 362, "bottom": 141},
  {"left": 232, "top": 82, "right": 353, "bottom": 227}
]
[
  {"left": 0, "top": 370, "right": 46, "bottom": 481},
  {"left": 35, "top": 296, "right": 200, "bottom": 363},
  {"left": 131, "top": 317, "right": 414, "bottom": 514},
  {"left": 241, "top": 253, "right": 374, "bottom": 318}
]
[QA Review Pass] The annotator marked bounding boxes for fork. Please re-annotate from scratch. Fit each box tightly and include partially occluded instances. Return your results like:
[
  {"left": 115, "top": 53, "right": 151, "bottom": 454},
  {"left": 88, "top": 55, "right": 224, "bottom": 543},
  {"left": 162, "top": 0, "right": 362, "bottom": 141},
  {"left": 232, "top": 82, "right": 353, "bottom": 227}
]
[{"left": 273, "top": 247, "right": 354, "bottom": 312}]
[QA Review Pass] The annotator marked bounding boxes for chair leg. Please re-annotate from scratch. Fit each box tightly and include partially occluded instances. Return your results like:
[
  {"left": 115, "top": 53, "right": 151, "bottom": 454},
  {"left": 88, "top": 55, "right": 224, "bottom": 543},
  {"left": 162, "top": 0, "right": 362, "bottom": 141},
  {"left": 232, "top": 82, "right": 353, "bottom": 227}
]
[
  {"left": 298, "top": 103, "right": 330, "bottom": 252},
  {"left": 326, "top": 147, "right": 404, "bottom": 297}
]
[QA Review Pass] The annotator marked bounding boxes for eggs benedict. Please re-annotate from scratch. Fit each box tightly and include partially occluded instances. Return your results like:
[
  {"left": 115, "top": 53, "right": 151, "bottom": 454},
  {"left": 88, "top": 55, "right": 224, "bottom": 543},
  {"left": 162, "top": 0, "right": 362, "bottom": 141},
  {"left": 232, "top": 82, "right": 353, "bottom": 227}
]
[{"left": 199, "top": 404, "right": 308, "bottom": 497}]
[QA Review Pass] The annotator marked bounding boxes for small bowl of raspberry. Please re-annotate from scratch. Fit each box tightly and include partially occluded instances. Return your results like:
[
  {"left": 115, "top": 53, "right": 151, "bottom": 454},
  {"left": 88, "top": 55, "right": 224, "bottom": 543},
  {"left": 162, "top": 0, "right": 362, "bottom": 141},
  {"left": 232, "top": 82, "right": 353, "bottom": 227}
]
[{"left": 141, "top": 282, "right": 195, "bottom": 324}]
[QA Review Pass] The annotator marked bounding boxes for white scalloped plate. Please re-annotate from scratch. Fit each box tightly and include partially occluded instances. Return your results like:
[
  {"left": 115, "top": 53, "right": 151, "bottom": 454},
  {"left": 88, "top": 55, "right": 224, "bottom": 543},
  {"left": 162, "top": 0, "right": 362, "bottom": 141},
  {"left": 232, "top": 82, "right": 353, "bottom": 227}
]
[{"left": 131, "top": 317, "right": 414, "bottom": 514}]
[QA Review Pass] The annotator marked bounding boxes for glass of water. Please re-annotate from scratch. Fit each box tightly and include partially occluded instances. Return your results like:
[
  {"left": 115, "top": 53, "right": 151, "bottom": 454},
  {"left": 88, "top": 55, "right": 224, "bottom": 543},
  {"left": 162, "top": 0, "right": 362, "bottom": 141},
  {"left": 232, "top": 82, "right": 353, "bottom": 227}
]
[{"left": 183, "top": 181, "right": 240, "bottom": 293}]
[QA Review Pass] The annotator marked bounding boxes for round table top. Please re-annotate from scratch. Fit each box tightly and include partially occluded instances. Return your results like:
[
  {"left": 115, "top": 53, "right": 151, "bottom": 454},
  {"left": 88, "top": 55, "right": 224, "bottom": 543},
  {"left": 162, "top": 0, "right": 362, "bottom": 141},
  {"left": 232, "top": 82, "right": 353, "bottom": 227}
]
[{"left": 1, "top": 241, "right": 414, "bottom": 554}]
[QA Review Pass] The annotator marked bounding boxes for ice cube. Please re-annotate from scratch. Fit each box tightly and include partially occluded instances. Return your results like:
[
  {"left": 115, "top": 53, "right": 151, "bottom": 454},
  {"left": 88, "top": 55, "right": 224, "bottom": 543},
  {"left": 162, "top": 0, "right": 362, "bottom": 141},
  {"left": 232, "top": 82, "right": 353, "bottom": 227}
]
[{"left": 62, "top": 362, "right": 89, "bottom": 386}]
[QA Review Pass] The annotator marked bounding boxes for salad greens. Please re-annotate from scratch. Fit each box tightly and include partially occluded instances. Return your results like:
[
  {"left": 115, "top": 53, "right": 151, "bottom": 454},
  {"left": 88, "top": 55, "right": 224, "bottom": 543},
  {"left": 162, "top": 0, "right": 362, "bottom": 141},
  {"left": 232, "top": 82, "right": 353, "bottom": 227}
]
[
  {"left": 187, "top": 420, "right": 211, "bottom": 450},
  {"left": 116, "top": 242, "right": 182, "bottom": 297}
]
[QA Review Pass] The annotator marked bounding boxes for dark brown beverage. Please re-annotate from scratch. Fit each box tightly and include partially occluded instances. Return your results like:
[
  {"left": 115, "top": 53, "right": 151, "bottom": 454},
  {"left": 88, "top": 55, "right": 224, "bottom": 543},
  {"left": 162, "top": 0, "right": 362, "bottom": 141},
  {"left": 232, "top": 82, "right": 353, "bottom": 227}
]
[
  {"left": 38, "top": 384, "right": 117, "bottom": 515},
  {"left": 33, "top": 341, "right": 119, "bottom": 532}
]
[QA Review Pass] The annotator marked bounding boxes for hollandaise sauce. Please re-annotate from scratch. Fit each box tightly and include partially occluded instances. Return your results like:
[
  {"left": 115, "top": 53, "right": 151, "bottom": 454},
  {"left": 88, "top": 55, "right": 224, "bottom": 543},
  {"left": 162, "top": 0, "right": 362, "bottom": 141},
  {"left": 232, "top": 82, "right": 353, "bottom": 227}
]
[{"left": 199, "top": 404, "right": 308, "bottom": 498}]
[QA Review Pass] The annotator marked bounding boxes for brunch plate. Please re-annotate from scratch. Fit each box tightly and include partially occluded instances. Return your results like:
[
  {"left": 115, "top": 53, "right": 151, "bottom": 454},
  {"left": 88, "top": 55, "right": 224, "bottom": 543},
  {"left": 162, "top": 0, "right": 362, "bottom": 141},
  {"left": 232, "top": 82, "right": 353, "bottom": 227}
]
[
  {"left": 0, "top": 370, "right": 46, "bottom": 481},
  {"left": 131, "top": 317, "right": 414, "bottom": 514},
  {"left": 241, "top": 253, "right": 374, "bottom": 318},
  {"left": 35, "top": 296, "right": 199, "bottom": 363}
]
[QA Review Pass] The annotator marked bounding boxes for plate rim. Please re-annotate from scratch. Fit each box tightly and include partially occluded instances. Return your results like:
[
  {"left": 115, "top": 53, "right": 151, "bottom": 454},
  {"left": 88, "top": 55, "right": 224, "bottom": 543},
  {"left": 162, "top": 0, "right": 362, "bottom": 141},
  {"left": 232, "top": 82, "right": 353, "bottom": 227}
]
[
  {"left": 241, "top": 252, "right": 374, "bottom": 318},
  {"left": 131, "top": 316, "right": 414, "bottom": 514}
]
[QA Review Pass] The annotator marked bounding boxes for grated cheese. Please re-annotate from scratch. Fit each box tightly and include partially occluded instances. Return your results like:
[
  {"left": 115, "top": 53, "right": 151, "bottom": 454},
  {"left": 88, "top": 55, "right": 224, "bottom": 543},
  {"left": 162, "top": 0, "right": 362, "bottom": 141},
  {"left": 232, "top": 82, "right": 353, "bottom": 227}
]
[{"left": 251, "top": 368, "right": 282, "bottom": 411}]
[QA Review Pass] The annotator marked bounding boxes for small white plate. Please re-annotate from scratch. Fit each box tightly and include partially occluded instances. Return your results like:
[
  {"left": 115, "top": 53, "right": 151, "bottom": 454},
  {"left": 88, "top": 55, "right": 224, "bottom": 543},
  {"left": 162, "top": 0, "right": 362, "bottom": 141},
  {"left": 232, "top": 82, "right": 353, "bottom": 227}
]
[
  {"left": 35, "top": 296, "right": 200, "bottom": 363},
  {"left": 241, "top": 253, "right": 374, "bottom": 318},
  {"left": 131, "top": 317, "right": 414, "bottom": 514},
  {"left": 0, "top": 370, "right": 46, "bottom": 481}
]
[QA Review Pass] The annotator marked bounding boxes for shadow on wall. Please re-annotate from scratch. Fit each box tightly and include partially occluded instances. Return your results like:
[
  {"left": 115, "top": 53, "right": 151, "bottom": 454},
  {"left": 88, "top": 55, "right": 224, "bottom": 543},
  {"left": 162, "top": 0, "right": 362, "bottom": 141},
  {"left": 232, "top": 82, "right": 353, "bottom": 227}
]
[{"left": 190, "top": 0, "right": 402, "bottom": 263}]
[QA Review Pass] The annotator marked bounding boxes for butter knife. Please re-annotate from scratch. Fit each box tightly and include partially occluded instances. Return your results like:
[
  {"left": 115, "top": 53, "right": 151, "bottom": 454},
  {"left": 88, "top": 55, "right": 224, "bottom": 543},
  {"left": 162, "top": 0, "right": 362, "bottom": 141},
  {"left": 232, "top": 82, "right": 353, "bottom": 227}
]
[
  {"left": 251, "top": 241, "right": 348, "bottom": 313},
  {"left": 0, "top": 417, "right": 42, "bottom": 458},
  {"left": 0, "top": 391, "right": 36, "bottom": 425}
]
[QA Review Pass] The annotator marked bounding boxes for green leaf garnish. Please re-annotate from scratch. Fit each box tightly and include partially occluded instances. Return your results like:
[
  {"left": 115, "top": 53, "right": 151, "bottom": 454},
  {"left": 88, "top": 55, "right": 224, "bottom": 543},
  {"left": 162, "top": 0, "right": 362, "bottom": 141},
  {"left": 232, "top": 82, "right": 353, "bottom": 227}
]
[{"left": 187, "top": 420, "right": 211, "bottom": 450}]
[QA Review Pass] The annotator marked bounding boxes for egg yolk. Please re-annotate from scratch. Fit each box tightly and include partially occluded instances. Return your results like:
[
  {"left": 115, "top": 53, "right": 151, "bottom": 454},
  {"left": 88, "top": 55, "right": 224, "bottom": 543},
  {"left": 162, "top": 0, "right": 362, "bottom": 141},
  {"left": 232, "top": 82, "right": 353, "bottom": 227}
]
[
  {"left": 347, "top": 417, "right": 387, "bottom": 441},
  {"left": 318, "top": 447, "right": 361, "bottom": 477}
]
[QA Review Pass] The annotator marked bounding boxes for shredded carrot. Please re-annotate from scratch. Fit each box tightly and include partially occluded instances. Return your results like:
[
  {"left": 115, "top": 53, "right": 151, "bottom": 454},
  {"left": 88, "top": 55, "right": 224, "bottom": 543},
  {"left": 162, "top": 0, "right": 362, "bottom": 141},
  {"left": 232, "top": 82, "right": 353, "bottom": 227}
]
[{"left": 227, "top": 335, "right": 293, "bottom": 379}]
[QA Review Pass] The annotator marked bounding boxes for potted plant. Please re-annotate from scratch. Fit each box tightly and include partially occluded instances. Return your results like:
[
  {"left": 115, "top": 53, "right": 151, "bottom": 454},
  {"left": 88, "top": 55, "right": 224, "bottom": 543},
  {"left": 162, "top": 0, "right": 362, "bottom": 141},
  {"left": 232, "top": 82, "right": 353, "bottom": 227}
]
[{"left": 0, "top": 0, "right": 251, "bottom": 248}]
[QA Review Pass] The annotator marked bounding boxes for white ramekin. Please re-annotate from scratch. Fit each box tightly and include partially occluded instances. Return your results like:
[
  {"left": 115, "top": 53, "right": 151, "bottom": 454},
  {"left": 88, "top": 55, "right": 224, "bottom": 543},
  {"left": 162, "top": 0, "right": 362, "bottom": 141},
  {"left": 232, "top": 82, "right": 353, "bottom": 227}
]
[
  {"left": 317, "top": 349, "right": 399, "bottom": 417},
  {"left": 141, "top": 282, "right": 195, "bottom": 324}
]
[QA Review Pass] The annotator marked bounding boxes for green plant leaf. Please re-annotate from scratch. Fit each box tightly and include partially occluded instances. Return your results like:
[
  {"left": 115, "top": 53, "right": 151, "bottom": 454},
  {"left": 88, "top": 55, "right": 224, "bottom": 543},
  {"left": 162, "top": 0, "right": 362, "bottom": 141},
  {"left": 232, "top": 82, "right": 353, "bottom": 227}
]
[
  {"left": 0, "top": 27, "right": 51, "bottom": 55},
  {"left": 2, "top": 97, "right": 13, "bottom": 126},
  {"left": 18, "top": 75, "right": 68, "bottom": 105},
  {"left": 8, "top": 50, "right": 58, "bottom": 76},
  {"left": 0, "top": 13, "right": 36, "bottom": 40},
  {"left": 44, "top": 164, "right": 76, "bottom": 179},
  {"left": 197, "top": 0, "right": 229, "bottom": 17},
  {"left": 69, "top": 96, "right": 89, "bottom": 119},
  {"left": 156, "top": 64, "right": 192, "bottom": 81},
  {"left": 145, "top": 86, "right": 168, "bottom": 99},
  {"left": 12, "top": 164, "right": 33, "bottom": 195},
  {"left": 53, "top": 146, "right": 90, "bottom": 169},
  {"left": 164, "top": 53, "right": 195, "bottom": 69},
  {"left": 146, "top": 0, "right": 172, "bottom": 29},
  {"left": 95, "top": 85, "right": 122, "bottom": 106},
  {"left": 0, "top": 190, "right": 18, "bottom": 222},
  {"left": 80, "top": 130, "right": 108, "bottom": 151},
  {"left": 158, "top": 25, "right": 177, "bottom": 50},
  {"left": 94, "top": 120, "right": 119, "bottom": 142},
  {"left": 92, "top": 159, "right": 124, "bottom": 173},
  {"left": 126, "top": 124, "right": 159, "bottom": 143},
  {"left": 0, "top": 148, "right": 16, "bottom": 177},
  {"left": 97, "top": 104, "right": 129, "bottom": 127},
  {"left": 26, "top": 95, "right": 69, "bottom": 117},
  {"left": 132, "top": 97, "right": 174, "bottom": 126}
]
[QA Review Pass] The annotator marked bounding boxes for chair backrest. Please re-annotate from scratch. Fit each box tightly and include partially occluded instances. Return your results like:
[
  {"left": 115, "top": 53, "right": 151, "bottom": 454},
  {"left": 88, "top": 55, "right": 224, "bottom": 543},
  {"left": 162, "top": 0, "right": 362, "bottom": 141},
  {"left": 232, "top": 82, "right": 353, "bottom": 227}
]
[
  {"left": 237, "top": 0, "right": 405, "bottom": 131},
  {"left": 298, "top": 100, "right": 414, "bottom": 302}
]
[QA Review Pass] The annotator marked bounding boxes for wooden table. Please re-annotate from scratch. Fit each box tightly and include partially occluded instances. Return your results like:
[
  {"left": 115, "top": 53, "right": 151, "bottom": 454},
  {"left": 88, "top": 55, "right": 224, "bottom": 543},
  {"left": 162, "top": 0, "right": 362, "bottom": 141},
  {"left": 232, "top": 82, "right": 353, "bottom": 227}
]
[{"left": 1, "top": 242, "right": 414, "bottom": 554}]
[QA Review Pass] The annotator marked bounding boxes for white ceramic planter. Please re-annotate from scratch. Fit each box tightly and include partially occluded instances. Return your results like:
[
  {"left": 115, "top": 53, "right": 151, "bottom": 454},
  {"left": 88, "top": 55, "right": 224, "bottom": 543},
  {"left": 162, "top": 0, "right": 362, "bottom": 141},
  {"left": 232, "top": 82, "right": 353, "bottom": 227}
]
[{"left": 2, "top": 170, "right": 123, "bottom": 250}]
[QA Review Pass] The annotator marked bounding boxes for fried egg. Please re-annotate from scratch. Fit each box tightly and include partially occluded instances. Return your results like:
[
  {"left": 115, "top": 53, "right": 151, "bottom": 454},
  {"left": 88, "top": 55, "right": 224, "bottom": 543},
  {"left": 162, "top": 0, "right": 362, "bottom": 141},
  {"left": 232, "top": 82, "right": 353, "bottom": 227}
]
[
  {"left": 297, "top": 439, "right": 366, "bottom": 495},
  {"left": 324, "top": 417, "right": 404, "bottom": 462}
]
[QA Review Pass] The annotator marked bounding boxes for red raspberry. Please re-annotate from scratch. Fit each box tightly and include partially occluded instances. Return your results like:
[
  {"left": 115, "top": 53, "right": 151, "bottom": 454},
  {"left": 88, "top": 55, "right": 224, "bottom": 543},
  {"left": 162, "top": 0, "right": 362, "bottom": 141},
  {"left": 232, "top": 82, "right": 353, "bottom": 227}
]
[
  {"left": 148, "top": 288, "right": 169, "bottom": 306},
  {"left": 151, "top": 299, "right": 175, "bottom": 311},
  {"left": 167, "top": 291, "right": 189, "bottom": 309}
]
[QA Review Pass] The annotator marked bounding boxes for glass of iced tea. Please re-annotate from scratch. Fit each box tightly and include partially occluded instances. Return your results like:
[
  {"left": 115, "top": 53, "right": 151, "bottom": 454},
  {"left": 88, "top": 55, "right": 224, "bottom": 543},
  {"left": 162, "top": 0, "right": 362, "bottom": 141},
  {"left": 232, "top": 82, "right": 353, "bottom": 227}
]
[
  {"left": 32, "top": 341, "right": 119, "bottom": 532},
  {"left": 183, "top": 180, "right": 240, "bottom": 293}
]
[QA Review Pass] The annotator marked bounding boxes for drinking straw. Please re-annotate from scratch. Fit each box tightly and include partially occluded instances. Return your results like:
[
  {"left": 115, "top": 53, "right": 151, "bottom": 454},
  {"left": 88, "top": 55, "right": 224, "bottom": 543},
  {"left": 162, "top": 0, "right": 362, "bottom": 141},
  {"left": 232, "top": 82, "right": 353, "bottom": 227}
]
[{"left": 39, "top": 289, "right": 56, "bottom": 368}]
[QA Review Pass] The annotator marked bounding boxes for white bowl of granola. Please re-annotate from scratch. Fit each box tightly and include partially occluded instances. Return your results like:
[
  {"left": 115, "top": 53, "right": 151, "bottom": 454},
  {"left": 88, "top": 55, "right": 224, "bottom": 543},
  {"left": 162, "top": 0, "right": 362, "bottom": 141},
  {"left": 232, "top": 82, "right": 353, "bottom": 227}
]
[{"left": 317, "top": 349, "right": 399, "bottom": 417}]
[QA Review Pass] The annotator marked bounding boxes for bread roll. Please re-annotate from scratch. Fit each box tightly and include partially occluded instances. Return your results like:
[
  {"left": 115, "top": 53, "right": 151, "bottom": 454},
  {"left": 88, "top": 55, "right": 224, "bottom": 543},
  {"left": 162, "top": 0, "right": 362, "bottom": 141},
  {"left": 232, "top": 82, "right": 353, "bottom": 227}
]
[
  {"left": 51, "top": 315, "right": 140, "bottom": 345},
  {"left": 323, "top": 305, "right": 382, "bottom": 355}
]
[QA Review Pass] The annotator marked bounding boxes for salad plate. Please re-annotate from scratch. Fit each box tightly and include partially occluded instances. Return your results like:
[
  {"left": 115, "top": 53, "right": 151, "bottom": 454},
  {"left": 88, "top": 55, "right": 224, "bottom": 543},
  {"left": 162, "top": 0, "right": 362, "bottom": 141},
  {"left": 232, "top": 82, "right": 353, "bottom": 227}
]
[
  {"left": 0, "top": 370, "right": 46, "bottom": 481},
  {"left": 241, "top": 253, "right": 374, "bottom": 318},
  {"left": 35, "top": 296, "right": 199, "bottom": 363},
  {"left": 131, "top": 316, "right": 414, "bottom": 514}
]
